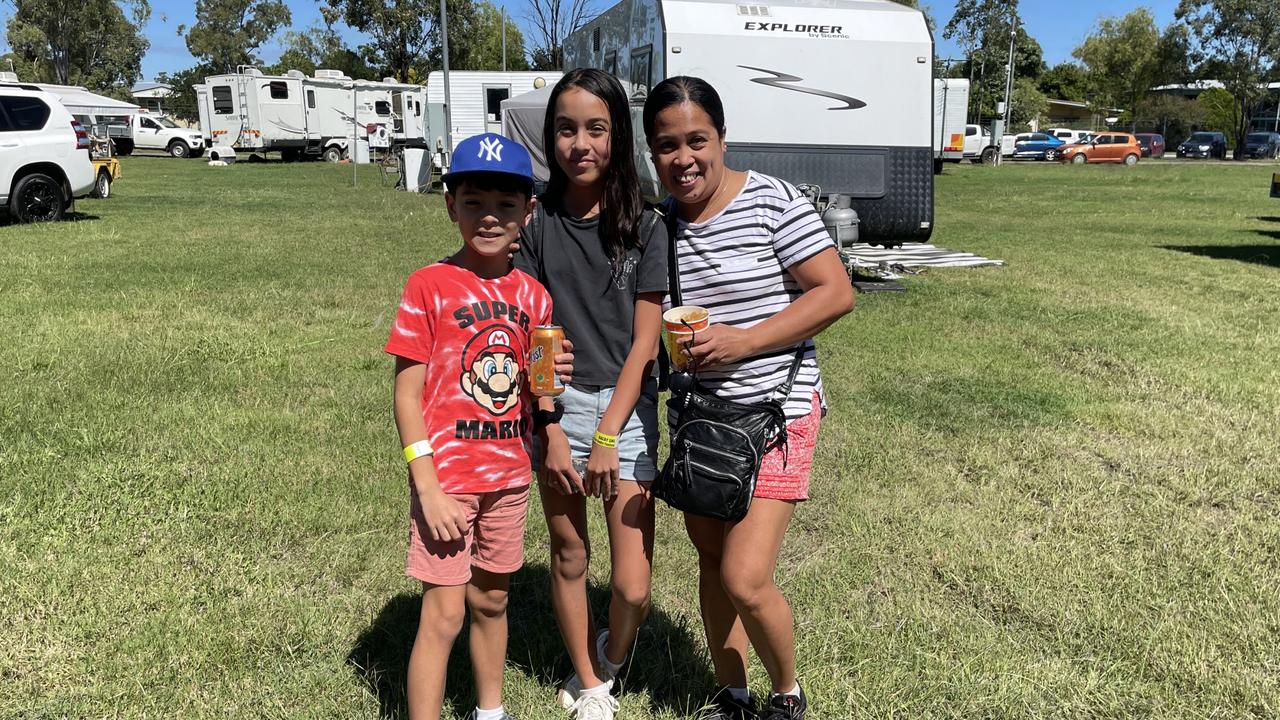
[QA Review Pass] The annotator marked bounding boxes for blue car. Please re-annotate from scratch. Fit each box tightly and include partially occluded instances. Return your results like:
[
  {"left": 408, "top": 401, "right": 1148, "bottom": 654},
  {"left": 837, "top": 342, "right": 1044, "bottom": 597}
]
[{"left": 1012, "top": 132, "right": 1066, "bottom": 160}]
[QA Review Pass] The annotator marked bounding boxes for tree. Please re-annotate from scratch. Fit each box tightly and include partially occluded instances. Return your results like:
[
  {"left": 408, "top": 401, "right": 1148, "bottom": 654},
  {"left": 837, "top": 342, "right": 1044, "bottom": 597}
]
[
  {"left": 1072, "top": 8, "right": 1162, "bottom": 131},
  {"left": 1135, "top": 92, "right": 1205, "bottom": 140},
  {"left": 1196, "top": 86, "right": 1240, "bottom": 146},
  {"left": 1176, "top": 0, "right": 1280, "bottom": 158},
  {"left": 323, "top": 0, "right": 432, "bottom": 82},
  {"left": 265, "top": 24, "right": 378, "bottom": 79},
  {"left": 154, "top": 64, "right": 213, "bottom": 122},
  {"left": 4, "top": 0, "right": 149, "bottom": 92},
  {"left": 524, "top": 0, "right": 595, "bottom": 70},
  {"left": 1038, "top": 62, "right": 1089, "bottom": 102},
  {"left": 943, "top": 1, "right": 1044, "bottom": 122},
  {"left": 426, "top": 0, "right": 529, "bottom": 71},
  {"left": 1009, "top": 76, "right": 1047, "bottom": 131},
  {"left": 181, "top": 0, "right": 291, "bottom": 73}
]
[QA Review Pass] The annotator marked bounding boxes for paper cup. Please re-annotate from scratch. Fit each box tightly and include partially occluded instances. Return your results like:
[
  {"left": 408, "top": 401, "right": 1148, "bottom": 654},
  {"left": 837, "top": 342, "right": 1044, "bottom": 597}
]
[
  {"left": 664, "top": 328, "right": 696, "bottom": 370},
  {"left": 663, "top": 305, "right": 710, "bottom": 333}
]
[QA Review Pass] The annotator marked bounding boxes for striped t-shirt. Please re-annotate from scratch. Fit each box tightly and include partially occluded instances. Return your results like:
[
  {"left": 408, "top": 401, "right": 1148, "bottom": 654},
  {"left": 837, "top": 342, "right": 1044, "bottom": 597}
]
[{"left": 667, "top": 171, "right": 835, "bottom": 424}]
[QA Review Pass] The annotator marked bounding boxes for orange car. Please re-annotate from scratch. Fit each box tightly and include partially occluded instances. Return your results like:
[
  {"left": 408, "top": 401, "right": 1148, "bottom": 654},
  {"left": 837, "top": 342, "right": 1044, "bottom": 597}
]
[{"left": 1058, "top": 132, "right": 1143, "bottom": 165}]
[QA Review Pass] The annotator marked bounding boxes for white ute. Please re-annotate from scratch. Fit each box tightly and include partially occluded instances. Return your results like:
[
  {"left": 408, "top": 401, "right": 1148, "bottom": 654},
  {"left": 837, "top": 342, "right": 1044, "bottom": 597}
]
[{"left": 1, "top": 84, "right": 95, "bottom": 222}]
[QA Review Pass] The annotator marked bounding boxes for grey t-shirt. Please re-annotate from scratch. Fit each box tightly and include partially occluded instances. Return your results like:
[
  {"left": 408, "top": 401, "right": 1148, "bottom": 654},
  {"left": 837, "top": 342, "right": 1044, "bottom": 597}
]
[{"left": 514, "top": 202, "right": 668, "bottom": 386}]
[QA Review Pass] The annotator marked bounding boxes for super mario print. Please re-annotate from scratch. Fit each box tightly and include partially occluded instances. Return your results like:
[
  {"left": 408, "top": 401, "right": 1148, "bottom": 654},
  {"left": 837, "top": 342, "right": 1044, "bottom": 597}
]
[{"left": 459, "top": 325, "right": 522, "bottom": 416}]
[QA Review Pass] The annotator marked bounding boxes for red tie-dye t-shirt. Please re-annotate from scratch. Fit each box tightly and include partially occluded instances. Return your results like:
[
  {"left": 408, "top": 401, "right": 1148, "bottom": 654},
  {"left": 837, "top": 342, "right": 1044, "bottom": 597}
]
[{"left": 384, "top": 261, "right": 553, "bottom": 494}]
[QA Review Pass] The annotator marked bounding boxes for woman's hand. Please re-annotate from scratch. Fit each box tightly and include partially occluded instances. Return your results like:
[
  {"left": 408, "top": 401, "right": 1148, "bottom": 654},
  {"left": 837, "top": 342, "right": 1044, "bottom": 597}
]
[
  {"left": 686, "top": 323, "right": 756, "bottom": 368},
  {"left": 540, "top": 426, "right": 583, "bottom": 495},
  {"left": 585, "top": 443, "right": 621, "bottom": 500},
  {"left": 416, "top": 485, "right": 468, "bottom": 542}
]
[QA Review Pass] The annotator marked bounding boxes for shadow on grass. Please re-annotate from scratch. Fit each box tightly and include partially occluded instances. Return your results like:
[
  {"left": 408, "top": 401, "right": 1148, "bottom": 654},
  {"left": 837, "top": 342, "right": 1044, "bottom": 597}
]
[
  {"left": 0, "top": 212, "right": 99, "bottom": 227},
  {"left": 1253, "top": 216, "right": 1280, "bottom": 223},
  {"left": 1163, "top": 242, "right": 1280, "bottom": 268},
  {"left": 348, "top": 563, "right": 712, "bottom": 719}
]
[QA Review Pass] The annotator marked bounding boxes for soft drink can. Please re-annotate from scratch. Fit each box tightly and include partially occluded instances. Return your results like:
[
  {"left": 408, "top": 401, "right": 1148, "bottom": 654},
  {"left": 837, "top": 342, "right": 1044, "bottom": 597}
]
[{"left": 530, "top": 325, "right": 565, "bottom": 397}]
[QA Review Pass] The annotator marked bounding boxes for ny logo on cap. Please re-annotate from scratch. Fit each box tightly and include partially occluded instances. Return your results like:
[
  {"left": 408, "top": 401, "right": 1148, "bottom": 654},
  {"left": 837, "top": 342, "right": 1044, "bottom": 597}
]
[{"left": 478, "top": 137, "right": 503, "bottom": 162}]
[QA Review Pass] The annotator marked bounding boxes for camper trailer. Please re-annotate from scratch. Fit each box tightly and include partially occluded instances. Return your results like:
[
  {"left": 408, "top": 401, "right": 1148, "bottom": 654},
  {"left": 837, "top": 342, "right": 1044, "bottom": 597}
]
[
  {"left": 196, "top": 68, "right": 432, "bottom": 160},
  {"left": 563, "top": 0, "right": 934, "bottom": 243},
  {"left": 426, "top": 71, "right": 562, "bottom": 151},
  {"left": 933, "top": 78, "right": 970, "bottom": 171}
]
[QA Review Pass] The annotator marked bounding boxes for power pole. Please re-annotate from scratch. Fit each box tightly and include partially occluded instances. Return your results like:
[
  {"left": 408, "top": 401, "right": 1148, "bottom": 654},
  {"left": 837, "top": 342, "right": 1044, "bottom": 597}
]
[
  {"left": 502, "top": 8, "right": 507, "bottom": 72},
  {"left": 440, "top": 0, "right": 453, "bottom": 155}
]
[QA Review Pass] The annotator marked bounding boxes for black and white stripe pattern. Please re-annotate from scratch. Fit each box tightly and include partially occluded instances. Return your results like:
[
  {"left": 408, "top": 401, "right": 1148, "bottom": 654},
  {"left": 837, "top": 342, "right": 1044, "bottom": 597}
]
[
  {"left": 669, "top": 171, "right": 835, "bottom": 423},
  {"left": 845, "top": 243, "right": 1005, "bottom": 268}
]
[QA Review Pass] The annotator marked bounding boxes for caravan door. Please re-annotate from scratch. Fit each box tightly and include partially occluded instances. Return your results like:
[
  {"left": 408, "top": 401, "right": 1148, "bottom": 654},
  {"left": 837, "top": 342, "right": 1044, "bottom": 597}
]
[{"left": 483, "top": 85, "right": 511, "bottom": 134}]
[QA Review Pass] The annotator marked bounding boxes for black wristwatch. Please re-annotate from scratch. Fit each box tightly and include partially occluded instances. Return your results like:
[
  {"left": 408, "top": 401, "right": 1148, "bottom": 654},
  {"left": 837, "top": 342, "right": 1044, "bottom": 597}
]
[{"left": 532, "top": 406, "right": 563, "bottom": 432}]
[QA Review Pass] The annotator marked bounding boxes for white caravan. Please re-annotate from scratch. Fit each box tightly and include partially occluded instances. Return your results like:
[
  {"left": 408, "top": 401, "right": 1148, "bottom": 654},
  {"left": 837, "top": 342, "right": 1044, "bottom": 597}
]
[
  {"left": 196, "top": 68, "right": 431, "bottom": 160},
  {"left": 564, "top": 0, "right": 934, "bottom": 243},
  {"left": 426, "top": 71, "right": 562, "bottom": 150},
  {"left": 933, "top": 78, "right": 969, "bottom": 170}
]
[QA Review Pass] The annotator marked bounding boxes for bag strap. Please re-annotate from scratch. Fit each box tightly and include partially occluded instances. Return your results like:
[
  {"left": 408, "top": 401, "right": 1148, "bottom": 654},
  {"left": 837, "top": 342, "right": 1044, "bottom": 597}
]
[{"left": 659, "top": 198, "right": 682, "bottom": 307}]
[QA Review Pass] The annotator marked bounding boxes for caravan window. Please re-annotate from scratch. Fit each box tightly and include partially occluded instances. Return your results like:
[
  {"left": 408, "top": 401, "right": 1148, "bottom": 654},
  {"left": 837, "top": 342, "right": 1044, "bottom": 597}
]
[
  {"left": 268, "top": 81, "right": 289, "bottom": 100},
  {"left": 375, "top": 100, "right": 391, "bottom": 116},
  {"left": 630, "top": 46, "right": 652, "bottom": 98},
  {"left": 212, "top": 86, "right": 233, "bottom": 114},
  {"left": 307, "top": 89, "right": 316, "bottom": 109},
  {"left": 485, "top": 88, "right": 510, "bottom": 122}
]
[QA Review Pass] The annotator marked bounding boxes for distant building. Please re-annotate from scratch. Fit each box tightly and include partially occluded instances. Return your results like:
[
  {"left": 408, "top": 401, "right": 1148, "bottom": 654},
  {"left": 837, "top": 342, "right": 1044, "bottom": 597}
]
[
  {"left": 1031, "top": 99, "right": 1120, "bottom": 132},
  {"left": 131, "top": 82, "right": 173, "bottom": 114},
  {"left": 1151, "top": 81, "right": 1280, "bottom": 132}
]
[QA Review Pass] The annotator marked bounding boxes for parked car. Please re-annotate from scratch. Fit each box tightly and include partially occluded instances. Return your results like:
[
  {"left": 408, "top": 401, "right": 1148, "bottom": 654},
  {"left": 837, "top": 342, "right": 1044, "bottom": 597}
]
[
  {"left": 1244, "top": 132, "right": 1280, "bottom": 160},
  {"left": 1048, "top": 128, "right": 1092, "bottom": 144},
  {"left": 1135, "top": 133, "right": 1165, "bottom": 158},
  {"left": 1176, "top": 131, "right": 1228, "bottom": 159},
  {"left": 73, "top": 111, "right": 206, "bottom": 158},
  {"left": 1058, "top": 132, "right": 1143, "bottom": 165},
  {"left": 1012, "top": 132, "right": 1066, "bottom": 160},
  {"left": 0, "top": 84, "right": 95, "bottom": 222}
]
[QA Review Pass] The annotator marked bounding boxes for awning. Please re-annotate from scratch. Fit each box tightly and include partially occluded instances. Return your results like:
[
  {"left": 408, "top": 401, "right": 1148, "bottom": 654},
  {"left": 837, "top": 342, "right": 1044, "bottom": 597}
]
[
  {"left": 501, "top": 85, "right": 554, "bottom": 183},
  {"left": 35, "top": 83, "right": 141, "bottom": 116}
]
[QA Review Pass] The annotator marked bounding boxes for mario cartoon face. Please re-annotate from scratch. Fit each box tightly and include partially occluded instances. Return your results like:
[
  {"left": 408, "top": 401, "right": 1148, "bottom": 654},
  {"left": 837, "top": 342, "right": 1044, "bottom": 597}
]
[{"left": 460, "top": 325, "right": 521, "bottom": 416}]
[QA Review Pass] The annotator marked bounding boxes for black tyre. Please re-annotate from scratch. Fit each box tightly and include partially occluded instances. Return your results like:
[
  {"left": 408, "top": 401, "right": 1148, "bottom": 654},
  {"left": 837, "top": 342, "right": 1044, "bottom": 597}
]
[
  {"left": 168, "top": 141, "right": 191, "bottom": 158},
  {"left": 114, "top": 139, "right": 134, "bottom": 155},
  {"left": 93, "top": 170, "right": 112, "bottom": 199},
  {"left": 1072, "top": 153, "right": 1088, "bottom": 165},
  {"left": 1044, "top": 148, "right": 1058, "bottom": 161},
  {"left": 933, "top": 158, "right": 944, "bottom": 175},
  {"left": 323, "top": 145, "right": 344, "bottom": 163},
  {"left": 981, "top": 147, "right": 999, "bottom": 165},
  {"left": 10, "top": 173, "right": 67, "bottom": 223},
  {"left": 1123, "top": 153, "right": 1139, "bottom": 166}
]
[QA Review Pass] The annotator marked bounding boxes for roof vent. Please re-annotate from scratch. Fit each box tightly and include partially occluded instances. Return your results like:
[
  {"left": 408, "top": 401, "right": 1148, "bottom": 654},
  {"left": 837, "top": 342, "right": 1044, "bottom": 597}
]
[
  {"left": 0, "top": 71, "right": 18, "bottom": 83},
  {"left": 737, "top": 4, "right": 769, "bottom": 16},
  {"left": 286, "top": 69, "right": 306, "bottom": 79},
  {"left": 314, "top": 69, "right": 349, "bottom": 79}
]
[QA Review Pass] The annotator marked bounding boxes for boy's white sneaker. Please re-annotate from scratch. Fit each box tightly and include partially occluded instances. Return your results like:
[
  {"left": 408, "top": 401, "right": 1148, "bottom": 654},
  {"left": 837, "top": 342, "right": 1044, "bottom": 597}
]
[
  {"left": 568, "top": 693, "right": 619, "bottom": 720},
  {"left": 557, "top": 629, "right": 617, "bottom": 708}
]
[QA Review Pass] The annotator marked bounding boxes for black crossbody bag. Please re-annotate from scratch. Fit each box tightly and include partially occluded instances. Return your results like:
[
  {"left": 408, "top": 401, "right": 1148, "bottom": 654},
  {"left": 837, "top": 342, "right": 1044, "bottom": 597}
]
[{"left": 652, "top": 204, "right": 805, "bottom": 522}]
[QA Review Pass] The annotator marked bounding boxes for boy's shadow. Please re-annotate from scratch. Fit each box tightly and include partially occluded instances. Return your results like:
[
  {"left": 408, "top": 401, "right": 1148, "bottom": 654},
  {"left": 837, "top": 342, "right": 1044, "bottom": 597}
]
[{"left": 348, "top": 563, "right": 713, "bottom": 719}]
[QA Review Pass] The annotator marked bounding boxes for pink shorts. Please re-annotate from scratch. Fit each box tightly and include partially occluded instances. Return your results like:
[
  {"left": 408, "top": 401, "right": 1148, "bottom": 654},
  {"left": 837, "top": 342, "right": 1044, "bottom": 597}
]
[
  {"left": 754, "top": 393, "right": 823, "bottom": 501},
  {"left": 406, "top": 484, "right": 530, "bottom": 586}
]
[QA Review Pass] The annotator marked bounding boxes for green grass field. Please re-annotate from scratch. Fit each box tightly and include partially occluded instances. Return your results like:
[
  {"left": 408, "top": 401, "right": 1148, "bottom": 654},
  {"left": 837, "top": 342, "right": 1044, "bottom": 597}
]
[{"left": 2, "top": 156, "right": 1278, "bottom": 719}]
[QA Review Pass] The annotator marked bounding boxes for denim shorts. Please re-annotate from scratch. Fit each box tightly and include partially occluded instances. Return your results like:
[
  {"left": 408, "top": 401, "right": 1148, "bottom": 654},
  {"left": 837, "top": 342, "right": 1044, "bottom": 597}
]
[{"left": 533, "top": 379, "right": 660, "bottom": 482}]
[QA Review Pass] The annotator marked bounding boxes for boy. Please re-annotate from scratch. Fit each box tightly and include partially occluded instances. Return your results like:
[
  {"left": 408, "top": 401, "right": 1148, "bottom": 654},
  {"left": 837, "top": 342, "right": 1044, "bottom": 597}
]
[{"left": 385, "top": 132, "right": 557, "bottom": 720}]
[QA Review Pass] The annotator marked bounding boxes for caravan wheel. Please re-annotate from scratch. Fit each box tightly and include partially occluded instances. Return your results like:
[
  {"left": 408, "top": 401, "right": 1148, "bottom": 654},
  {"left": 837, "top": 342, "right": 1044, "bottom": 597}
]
[
  {"left": 323, "top": 146, "right": 344, "bottom": 163},
  {"left": 94, "top": 170, "right": 112, "bottom": 199}
]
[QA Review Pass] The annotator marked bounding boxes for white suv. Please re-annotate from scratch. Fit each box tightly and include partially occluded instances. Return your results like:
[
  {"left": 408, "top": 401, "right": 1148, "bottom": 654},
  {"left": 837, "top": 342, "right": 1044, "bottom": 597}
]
[{"left": 1, "top": 84, "right": 95, "bottom": 222}]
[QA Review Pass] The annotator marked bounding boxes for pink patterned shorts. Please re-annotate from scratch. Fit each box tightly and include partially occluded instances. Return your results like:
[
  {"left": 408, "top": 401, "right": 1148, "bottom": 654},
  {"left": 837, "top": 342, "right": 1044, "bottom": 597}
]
[{"left": 754, "top": 392, "right": 822, "bottom": 501}]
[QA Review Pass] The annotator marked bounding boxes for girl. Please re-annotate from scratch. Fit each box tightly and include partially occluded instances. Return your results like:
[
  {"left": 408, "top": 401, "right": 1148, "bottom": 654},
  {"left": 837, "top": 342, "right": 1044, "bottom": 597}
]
[
  {"left": 641, "top": 76, "right": 854, "bottom": 720},
  {"left": 516, "top": 68, "right": 668, "bottom": 720}
]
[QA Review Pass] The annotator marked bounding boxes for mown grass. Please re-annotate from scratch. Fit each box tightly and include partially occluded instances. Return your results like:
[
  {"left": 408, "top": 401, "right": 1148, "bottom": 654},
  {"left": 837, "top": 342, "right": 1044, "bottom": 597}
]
[{"left": 2, "top": 156, "right": 1278, "bottom": 719}]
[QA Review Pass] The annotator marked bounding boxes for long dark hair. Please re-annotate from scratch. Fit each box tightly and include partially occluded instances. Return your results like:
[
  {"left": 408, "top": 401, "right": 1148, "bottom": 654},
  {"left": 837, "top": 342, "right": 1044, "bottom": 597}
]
[
  {"left": 642, "top": 76, "right": 727, "bottom": 143},
  {"left": 542, "top": 68, "right": 644, "bottom": 261}
]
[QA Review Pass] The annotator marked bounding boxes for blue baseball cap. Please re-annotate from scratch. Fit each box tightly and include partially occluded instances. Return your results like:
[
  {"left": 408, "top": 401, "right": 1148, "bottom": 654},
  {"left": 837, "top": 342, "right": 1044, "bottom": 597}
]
[{"left": 442, "top": 132, "right": 534, "bottom": 191}]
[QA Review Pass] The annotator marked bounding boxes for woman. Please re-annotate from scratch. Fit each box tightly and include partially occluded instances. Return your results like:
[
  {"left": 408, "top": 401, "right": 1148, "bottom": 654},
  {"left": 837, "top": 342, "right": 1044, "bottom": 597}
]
[{"left": 642, "top": 77, "right": 854, "bottom": 720}]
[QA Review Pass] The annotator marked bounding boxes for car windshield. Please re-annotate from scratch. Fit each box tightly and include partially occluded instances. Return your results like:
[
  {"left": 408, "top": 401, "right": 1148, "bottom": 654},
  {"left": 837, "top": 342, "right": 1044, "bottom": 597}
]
[
  {"left": 1247, "top": 133, "right": 1270, "bottom": 142},
  {"left": 156, "top": 116, "right": 179, "bottom": 128},
  {"left": 1188, "top": 133, "right": 1216, "bottom": 142}
]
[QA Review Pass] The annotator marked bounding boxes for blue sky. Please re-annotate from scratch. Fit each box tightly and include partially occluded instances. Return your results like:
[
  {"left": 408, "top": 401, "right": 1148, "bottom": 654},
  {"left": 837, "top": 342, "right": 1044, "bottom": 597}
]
[{"left": 0, "top": 0, "right": 1181, "bottom": 83}]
